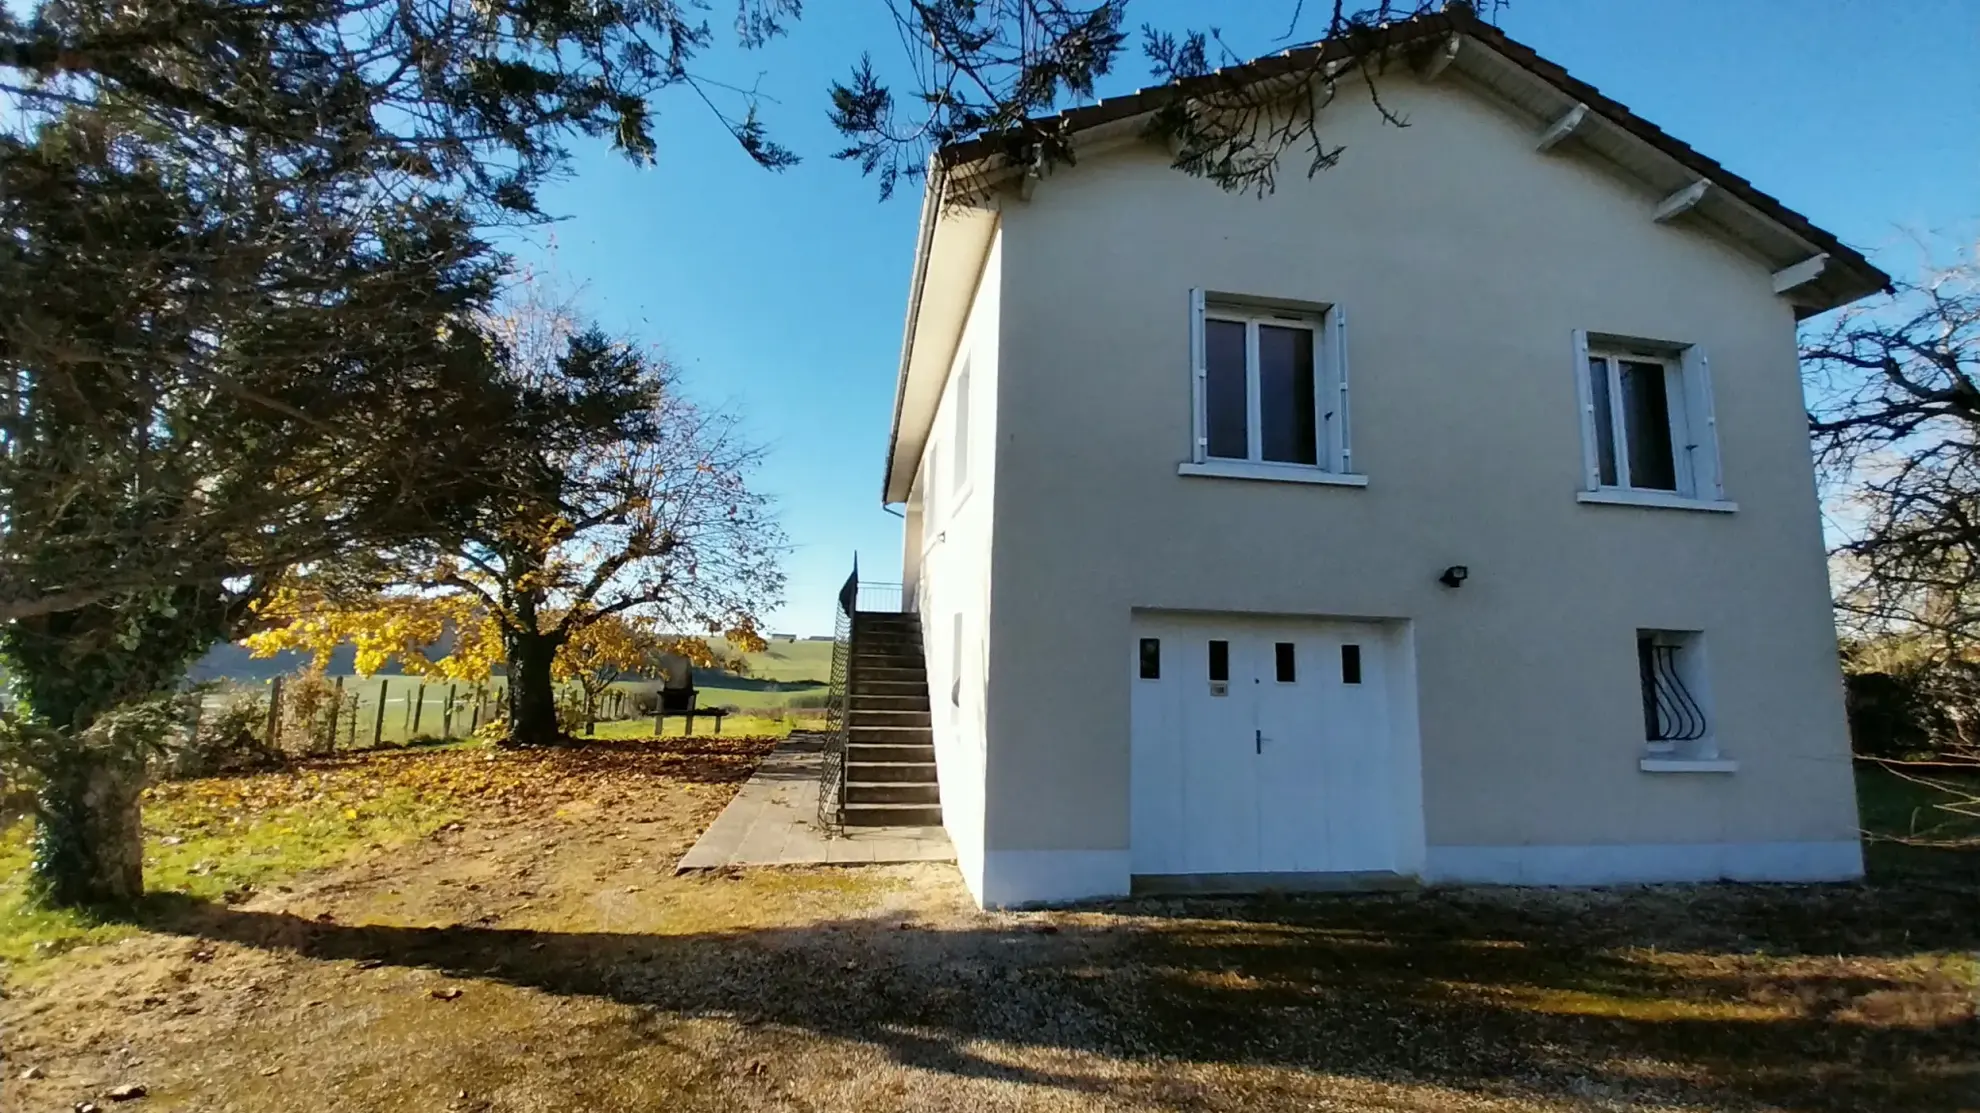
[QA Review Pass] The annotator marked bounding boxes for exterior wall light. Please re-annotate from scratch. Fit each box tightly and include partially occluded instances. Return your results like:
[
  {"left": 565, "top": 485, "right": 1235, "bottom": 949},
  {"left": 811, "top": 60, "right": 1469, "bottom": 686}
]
[{"left": 1439, "top": 565, "right": 1469, "bottom": 588}]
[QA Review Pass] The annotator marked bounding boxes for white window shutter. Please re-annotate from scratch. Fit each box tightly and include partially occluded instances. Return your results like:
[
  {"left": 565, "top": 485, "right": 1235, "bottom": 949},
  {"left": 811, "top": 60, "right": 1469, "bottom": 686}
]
[
  {"left": 1189, "top": 288, "right": 1207, "bottom": 463},
  {"left": 1571, "top": 329, "right": 1599, "bottom": 490},
  {"left": 1681, "top": 344, "right": 1724, "bottom": 500},
  {"left": 1332, "top": 304, "right": 1351, "bottom": 473}
]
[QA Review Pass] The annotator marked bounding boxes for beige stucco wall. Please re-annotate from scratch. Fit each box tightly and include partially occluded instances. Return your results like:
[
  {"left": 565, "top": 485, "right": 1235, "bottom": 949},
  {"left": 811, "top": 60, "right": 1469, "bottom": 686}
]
[
  {"left": 908, "top": 229, "right": 1002, "bottom": 898},
  {"left": 976, "top": 74, "right": 1859, "bottom": 870}
]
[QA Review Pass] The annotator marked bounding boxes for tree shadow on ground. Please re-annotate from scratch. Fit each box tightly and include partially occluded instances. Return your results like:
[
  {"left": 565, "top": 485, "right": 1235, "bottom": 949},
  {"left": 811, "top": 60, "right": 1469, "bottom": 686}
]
[{"left": 127, "top": 881, "right": 1979, "bottom": 1113}]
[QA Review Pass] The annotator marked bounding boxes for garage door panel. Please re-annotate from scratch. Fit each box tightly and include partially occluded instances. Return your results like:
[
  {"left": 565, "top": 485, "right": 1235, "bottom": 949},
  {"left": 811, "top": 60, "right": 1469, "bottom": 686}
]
[
  {"left": 1128, "top": 628, "right": 1184, "bottom": 875},
  {"left": 1181, "top": 634, "right": 1260, "bottom": 873},
  {"left": 1131, "top": 615, "right": 1402, "bottom": 878},
  {"left": 1257, "top": 634, "right": 1321, "bottom": 873}
]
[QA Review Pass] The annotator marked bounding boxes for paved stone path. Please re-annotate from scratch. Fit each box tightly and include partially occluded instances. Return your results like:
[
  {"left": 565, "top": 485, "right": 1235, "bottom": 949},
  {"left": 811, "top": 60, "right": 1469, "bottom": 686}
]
[{"left": 676, "top": 735, "right": 954, "bottom": 870}]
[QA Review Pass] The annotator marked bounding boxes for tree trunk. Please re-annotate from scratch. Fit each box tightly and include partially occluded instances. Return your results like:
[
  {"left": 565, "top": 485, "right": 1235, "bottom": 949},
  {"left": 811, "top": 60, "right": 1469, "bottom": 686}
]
[
  {"left": 3, "top": 573, "right": 235, "bottom": 908},
  {"left": 31, "top": 750, "right": 146, "bottom": 906},
  {"left": 505, "top": 629, "right": 563, "bottom": 747}
]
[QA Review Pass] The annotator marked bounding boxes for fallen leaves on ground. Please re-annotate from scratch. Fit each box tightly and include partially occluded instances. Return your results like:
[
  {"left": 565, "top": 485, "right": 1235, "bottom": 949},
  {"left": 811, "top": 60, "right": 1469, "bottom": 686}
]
[
  {"left": 2, "top": 736, "right": 782, "bottom": 966},
  {"left": 143, "top": 736, "right": 781, "bottom": 832}
]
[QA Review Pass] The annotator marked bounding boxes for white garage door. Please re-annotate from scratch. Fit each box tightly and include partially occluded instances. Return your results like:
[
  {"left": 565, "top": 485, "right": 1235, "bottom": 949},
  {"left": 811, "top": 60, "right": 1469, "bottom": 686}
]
[{"left": 1130, "top": 615, "right": 1400, "bottom": 877}]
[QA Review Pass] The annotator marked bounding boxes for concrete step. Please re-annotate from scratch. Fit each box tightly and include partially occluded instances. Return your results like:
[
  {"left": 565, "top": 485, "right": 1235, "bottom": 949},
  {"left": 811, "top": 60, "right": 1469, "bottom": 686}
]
[
  {"left": 849, "top": 723, "right": 931, "bottom": 745},
  {"left": 844, "top": 781, "right": 941, "bottom": 805},
  {"left": 844, "top": 802, "right": 944, "bottom": 827},
  {"left": 853, "top": 663, "right": 925, "bottom": 677},
  {"left": 849, "top": 709, "right": 931, "bottom": 728},
  {"left": 853, "top": 673, "right": 927, "bottom": 688},
  {"left": 853, "top": 660, "right": 925, "bottom": 675},
  {"left": 854, "top": 614, "right": 920, "bottom": 628},
  {"left": 845, "top": 742, "right": 936, "bottom": 764},
  {"left": 850, "top": 694, "right": 930, "bottom": 712},
  {"left": 844, "top": 760, "right": 938, "bottom": 782}
]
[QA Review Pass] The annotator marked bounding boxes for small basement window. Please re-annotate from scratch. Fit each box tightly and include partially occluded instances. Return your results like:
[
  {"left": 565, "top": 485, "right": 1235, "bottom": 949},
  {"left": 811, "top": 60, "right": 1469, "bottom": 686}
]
[
  {"left": 1635, "top": 630, "right": 1724, "bottom": 766},
  {"left": 1138, "top": 638, "right": 1161, "bottom": 680},
  {"left": 1275, "top": 642, "right": 1296, "bottom": 683}
]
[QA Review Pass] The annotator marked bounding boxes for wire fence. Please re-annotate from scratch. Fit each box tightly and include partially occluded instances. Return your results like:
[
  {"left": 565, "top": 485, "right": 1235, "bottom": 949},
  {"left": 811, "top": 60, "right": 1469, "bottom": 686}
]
[{"left": 197, "top": 674, "right": 655, "bottom": 752}]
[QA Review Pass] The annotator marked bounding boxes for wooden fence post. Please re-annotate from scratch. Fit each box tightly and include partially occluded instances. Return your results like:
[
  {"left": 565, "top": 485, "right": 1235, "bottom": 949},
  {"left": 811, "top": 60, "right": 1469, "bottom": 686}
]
[
  {"left": 443, "top": 684, "right": 457, "bottom": 737},
  {"left": 412, "top": 683, "right": 425, "bottom": 736},
  {"left": 327, "top": 675, "right": 344, "bottom": 751},
  {"left": 266, "top": 676, "right": 284, "bottom": 749},
  {"left": 374, "top": 679, "right": 389, "bottom": 747}
]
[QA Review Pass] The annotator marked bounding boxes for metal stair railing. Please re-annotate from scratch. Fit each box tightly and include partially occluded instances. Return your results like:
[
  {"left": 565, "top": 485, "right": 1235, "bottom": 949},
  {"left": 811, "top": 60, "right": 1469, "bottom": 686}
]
[{"left": 817, "top": 564, "right": 857, "bottom": 831}]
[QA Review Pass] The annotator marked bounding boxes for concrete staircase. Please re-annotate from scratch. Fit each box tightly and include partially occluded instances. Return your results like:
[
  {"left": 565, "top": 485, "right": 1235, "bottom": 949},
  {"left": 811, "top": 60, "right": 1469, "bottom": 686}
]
[{"left": 843, "top": 612, "right": 942, "bottom": 827}]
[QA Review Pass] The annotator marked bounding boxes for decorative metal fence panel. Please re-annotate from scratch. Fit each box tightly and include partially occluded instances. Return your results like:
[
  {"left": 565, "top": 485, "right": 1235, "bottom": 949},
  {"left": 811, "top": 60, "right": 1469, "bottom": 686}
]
[{"left": 1641, "top": 641, "right": 1709, "bottom": 742}]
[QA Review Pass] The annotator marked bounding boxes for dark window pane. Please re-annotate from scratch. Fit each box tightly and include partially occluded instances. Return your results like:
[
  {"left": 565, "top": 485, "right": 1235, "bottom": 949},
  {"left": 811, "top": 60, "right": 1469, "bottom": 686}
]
[
  {"left": 1204, "top": 319, "right": 1249, "bottom": 460},
  {"left": 1139, "top": 638, "right": 1161, "bottom": 680},
  {"left": 1636, "top": 635, "right": 1660, "bottom": 741},
  {"left": 1341, "top": 644, "right": 1362, "bottom": 685},
  {"left": 1208, "top": 640, "right": 1229, "bottom": 682},
  {"left": 1258, "top": 324, "right": 1317, "bottom": 465},
  {"left": 1619, "top": 359, "right": 1677, "bottom": 491},
  {"left": 1275, "top": 642, "right": 1296, "bottom": 682},
  {"left": 1589, "top": 357, "right": 1618, "bottom": 486}
]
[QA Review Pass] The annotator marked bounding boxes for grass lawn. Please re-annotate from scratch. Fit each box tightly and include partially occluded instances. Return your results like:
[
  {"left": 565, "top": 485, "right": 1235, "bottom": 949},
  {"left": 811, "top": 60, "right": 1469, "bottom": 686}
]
[
  {"left": 1857, "top": 760, "right": 1980, "bottom": 879},
  {"left": 3, "top": 755, "right": 1973, "bottom": 1112}
]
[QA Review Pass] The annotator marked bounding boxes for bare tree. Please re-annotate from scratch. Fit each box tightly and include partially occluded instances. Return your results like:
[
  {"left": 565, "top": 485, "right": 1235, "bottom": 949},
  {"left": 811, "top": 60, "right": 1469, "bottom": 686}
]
[{"left": 1806, "top": 243, "right": 1980, "bottom": 761}]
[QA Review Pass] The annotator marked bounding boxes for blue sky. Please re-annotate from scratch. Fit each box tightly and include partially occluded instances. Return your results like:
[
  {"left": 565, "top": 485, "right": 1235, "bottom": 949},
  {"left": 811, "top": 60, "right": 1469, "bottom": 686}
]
[{"left": 517, "top": 0, "right": 1979, "bottom": 635}]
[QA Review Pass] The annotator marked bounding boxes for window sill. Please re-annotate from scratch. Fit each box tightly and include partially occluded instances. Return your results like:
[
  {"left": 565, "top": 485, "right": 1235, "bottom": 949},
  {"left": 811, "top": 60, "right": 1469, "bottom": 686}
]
[
  {"left": 1578, "top": 489, "right": 1737, "bottom": 514},
  {"left": 1639, "top": 757, "right": 1739, "bottom": 774},
  {"left": 1179, "top": 461, "right": 1369, "bottom": 487}
]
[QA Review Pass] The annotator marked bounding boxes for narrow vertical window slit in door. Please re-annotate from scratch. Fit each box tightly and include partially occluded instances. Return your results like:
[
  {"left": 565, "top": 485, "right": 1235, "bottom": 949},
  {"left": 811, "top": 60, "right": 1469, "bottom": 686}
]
[
  {"left": 1138, "top": 638, "right": 1161, "bottom": 680},
  {"left": 1208, "top": 640, "right": 1229, "bottom": 682},
  {"left": 1275, "top": 642, "right": 1296, "bottom": 682},
  {"left": 1341, "top": 644, "right": 1362, "bottom": 685}
]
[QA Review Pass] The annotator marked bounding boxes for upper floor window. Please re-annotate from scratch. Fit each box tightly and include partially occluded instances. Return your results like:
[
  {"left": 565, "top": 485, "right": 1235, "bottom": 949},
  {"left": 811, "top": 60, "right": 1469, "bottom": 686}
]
[
  {"left": 951, "top": 360, "right": 971, "bottom": 493},
  {"left": 1574, "top": 332, "right": 1726, "bottom": 507},
  {"left": 1186, "top": 292, "right": 1355, "bottom": 483},
  {"left": 922, "top": 442, "right": 939, "bottom": 526}
]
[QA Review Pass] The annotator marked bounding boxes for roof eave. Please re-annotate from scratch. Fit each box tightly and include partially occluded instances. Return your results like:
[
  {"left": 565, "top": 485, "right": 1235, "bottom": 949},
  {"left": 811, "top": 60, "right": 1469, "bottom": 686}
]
[{"left": 880, "top": 159, "right": 947, "bottom": 506}]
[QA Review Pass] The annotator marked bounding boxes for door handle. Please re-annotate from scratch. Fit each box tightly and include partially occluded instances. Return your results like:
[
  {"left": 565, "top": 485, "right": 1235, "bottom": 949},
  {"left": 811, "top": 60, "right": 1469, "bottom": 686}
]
[{"left": 1255, "top": 729, "right": 1262, "bottom": 754}]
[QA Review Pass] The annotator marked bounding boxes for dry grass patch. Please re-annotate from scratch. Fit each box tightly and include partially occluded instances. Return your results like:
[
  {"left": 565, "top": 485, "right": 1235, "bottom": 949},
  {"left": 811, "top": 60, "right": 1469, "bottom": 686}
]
[{"left": 3, "top": 748, "right": 1975, "bottom": 1113}]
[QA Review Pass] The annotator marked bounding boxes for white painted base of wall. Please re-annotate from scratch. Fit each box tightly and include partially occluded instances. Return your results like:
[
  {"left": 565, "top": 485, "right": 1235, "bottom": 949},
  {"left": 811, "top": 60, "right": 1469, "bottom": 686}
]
[
  {"left": 961, "top": 841, "right": 1864, "bottom": 906},
  {"left": 977, "top": 849, "right": 1132, "bottom": 908},
  {"left": 1424, "top": 840, "right": 1863, "bottom": 886},
  {"left": 951, "top": 833, "right": 987, "bottom": 907}
]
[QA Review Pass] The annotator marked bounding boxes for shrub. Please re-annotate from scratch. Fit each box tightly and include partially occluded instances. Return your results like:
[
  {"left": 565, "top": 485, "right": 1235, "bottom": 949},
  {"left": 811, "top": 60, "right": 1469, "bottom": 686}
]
[
  {"left": 166, "top": 689, "right": 283, "bottom": 778},
  {"left": 273, "top": 670, "right": 359, "bottom": 756},
  {"left": 1842, "top": 641, "right": 1980, "bottom": 761}
]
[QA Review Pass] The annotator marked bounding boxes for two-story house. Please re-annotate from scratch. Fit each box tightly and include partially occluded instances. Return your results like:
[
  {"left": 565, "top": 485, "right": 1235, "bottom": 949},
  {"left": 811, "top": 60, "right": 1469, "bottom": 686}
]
[{"left": 868, "top": 10, "right": 1888, "bottom": 908}]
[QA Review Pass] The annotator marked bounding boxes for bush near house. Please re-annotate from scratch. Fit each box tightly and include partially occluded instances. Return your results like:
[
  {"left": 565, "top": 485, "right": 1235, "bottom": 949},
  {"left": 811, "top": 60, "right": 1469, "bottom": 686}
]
[{"left": 1842, "top": 640, "right": 1980, "bottom": 762}]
